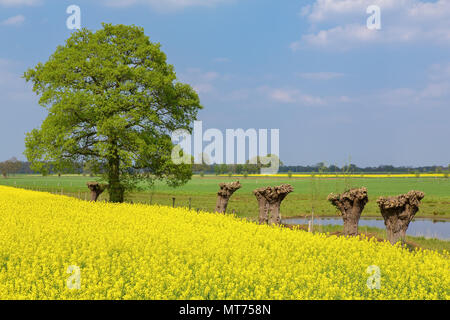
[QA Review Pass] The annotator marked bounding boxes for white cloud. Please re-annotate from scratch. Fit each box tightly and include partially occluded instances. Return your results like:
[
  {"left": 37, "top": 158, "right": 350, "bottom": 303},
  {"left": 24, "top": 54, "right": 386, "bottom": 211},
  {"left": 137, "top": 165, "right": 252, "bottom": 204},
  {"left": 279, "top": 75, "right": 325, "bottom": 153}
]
[
  {"left": 213, "top": 57, "right": 231, "bottom": 63},
  {"left": 269, "top": 88, "right": 297, "bottom": 103},
  {"left": 179, "top": 68, "right": 222, "bottom": 96},
  {"left": 264, "top": 87, "right": 326, "bottom": 106},
  {"left": 263, "top": 62, "right": 450, "bottom": 109},
  {"left": 303, "top": 0, "right": 409, "bottom": 23},
  {"left": 293, "top": 0, "right": 450, "bottom": 50},
  {"left": 226, "top": 89, "right": 249, "bottom": 101},
  {"left": 419, "top": 62, "right": 450, "bottom": 99},
  {"left": 377, "top": 87, "right": 418, "bottom": 106},
  {"left": 0, "top": 58, "right": 35, "bottom": 103},
  {"left": 182, "top": 68, "right": 220, "bottom": 81},
  {"left": 369, "top": 62, "right": 450, "bottom": 107},
  {"left": 420, "top": 82, "right": 450, "bottom": 99},
  {"left": 192, "top": 83, "right": 215, "bottom": 94},
  {"left": 0, "top": 0, "right": 41, "bottom": 6},
  {"left": 337, "top": 95, "right": 352, "bottom": 103},
  {"left": 428, "top": 62, "right": 450, "bottom": 82},
  {"left": 291, "top": 24, "right": 382, "bottom": 51},
  {"left": 202, "top": 71, "right": 220, "bottom": 82},
  {"left": 296, "top": 72, "right": 345, "bottom": 80},
  {"left": 0, "top": 58, "right": 46, "bottom": 162},
  {"left": 103, "top": 0, "right": 234, "bottom": 11},
  {"left": 1, "top": 14, "right": 25, "bottom": 26}
]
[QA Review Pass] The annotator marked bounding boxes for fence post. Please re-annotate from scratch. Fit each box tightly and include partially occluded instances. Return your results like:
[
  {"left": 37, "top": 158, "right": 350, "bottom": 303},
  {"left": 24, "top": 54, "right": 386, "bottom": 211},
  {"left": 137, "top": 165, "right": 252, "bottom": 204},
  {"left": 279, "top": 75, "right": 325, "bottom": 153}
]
[
  {"left": 188, "top": 198, "right": 192, "bottom": 210},
  {"left": 172, "top": 197, "right": 176, "bottom": 208}
]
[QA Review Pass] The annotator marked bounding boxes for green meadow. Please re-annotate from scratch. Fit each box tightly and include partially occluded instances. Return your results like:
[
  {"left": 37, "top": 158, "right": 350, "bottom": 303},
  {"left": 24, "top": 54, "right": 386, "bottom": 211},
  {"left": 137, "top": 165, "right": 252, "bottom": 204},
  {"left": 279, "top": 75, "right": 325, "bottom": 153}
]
[{"left": 1, "top": 174, "right": 449, "bottom": 219}]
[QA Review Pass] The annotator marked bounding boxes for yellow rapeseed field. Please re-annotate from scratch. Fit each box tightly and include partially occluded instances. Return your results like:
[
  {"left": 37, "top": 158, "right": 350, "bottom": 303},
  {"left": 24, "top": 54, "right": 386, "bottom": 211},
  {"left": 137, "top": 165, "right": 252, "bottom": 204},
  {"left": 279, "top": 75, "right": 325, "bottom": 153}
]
[{"left": 0, "top": 186, "right": 448, "bottom": 300}]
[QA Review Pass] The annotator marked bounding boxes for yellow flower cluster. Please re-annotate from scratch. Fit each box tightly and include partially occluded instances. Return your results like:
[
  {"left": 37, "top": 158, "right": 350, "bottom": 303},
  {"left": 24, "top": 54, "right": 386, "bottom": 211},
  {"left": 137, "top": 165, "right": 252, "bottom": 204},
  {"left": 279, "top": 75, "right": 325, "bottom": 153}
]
[{"left": 0, "top": 186, "right": 448, "bottom": 300}]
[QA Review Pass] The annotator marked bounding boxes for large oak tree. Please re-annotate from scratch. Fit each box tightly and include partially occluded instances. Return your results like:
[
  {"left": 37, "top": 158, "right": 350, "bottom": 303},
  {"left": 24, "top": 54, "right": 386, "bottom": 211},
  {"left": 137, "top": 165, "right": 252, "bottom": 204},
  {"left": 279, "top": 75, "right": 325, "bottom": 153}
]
[{"left": 24, "top": 24, "right": 202, "bottom": 202}]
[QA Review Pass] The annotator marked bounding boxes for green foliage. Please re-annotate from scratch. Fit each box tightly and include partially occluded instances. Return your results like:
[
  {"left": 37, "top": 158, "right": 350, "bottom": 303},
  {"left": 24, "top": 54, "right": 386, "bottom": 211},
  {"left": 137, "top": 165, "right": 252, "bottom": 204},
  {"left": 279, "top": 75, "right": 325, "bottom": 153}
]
[
  {"left": 341, "top": 157, "right": 356, "bottom": 190},
  {"left": 215, "top": 164, "right": 227, "bottom": 175},
  {"left": 0, "top": 157, "right": 22, "bottom": 178},
  {"left": 191, "top": 154, "right": 212, "bottom": 174},
  {"left": 23, "top": 23, "right": 202, "bottom": 202}
]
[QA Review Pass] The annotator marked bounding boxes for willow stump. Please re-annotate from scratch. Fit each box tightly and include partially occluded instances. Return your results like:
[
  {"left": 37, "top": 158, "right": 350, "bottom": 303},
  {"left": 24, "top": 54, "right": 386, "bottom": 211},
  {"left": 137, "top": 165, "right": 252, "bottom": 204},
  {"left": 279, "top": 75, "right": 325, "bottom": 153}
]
[
  {"left": 87, "top": 182, "right": 108, "bottom": 202},
  {"left": 253, "top": 187, "right": 270, "bottom": 224},
  {"left": 258, "top": 184, "right": 293, "bottom": 225},
  {"left": 377, "top": 191, "right": 425, "bottom": 244},
  {"left": 215, "top": 181, "right": 242, "bottom": 213},
  {"left": 327, "top": 187, "right": 369, "bottom": 236}
]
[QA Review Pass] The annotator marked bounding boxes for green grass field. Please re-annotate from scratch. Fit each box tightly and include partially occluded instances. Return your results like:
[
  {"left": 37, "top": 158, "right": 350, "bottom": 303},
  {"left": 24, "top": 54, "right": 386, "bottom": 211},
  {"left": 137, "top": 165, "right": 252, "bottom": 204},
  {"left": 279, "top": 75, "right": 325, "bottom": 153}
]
[
  {"left": 1, "top": 174, "right": 449, "bottom": 219},
  {"left": 1, "top": 174, "right": 449, "bottom": 252}
]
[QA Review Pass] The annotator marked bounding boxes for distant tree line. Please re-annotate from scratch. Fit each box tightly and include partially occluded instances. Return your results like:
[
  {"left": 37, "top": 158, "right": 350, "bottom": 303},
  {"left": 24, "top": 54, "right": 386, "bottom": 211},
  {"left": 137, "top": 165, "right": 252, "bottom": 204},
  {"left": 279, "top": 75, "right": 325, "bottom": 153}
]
[
  {"left": 0, "top": 157, "right": 34, "bottom": 177},
  {"left": 0, "top": 157, "right": 82, "bottom": 177},
  {"left": 278, "top": 162, "right": 450, "bottom": 174},
  {"left": 195, "top": 162, "right": 450, "bottom": 175},
  {"left": 192, "top": 155, "right": 284, "bottom": 175},
  {"left": 0, "top": 158, "right": 449, "bottom": 177}
]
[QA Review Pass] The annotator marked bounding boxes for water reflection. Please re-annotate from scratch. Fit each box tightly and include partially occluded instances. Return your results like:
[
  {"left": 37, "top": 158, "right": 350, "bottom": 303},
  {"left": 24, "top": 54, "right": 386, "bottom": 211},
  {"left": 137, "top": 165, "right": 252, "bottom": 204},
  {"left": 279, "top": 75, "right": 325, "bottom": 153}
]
[{"left": 282, "top": 217, "right": 450, "bottom": 240}]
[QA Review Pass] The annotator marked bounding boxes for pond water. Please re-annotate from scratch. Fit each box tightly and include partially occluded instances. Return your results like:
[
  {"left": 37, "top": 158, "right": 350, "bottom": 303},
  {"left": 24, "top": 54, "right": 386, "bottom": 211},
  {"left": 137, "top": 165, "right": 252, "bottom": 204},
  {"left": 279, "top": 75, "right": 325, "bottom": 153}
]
[{"left": 282, "top": 217, "right": 450, "bottom": 240}]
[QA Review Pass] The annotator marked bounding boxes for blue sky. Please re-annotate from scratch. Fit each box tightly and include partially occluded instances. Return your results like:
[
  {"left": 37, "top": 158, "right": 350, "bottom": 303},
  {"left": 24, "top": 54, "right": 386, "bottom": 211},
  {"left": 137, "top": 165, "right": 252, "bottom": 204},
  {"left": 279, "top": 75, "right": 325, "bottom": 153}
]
[{"left": 0, "top": 0, "right": 449, "bottom": 166}]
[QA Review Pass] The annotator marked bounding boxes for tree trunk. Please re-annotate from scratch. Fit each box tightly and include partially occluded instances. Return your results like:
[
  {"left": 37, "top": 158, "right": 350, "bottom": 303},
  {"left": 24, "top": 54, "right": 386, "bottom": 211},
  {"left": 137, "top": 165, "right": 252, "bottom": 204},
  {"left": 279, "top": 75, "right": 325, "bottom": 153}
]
[
  {"left": 342, "top": 207, "right": 361, "bottom": 236},
  {"left": 377, "top": 191, "right": 425, "bottom": 244},
  {"left": 327, "top": 187, "right": 369, "bottom": 236},
  {"left": 268, "top": 201, "right": 282, "bottom": 225},
  {"left": 215, "top": 181, "right": 242, "bottom": 213},
  {"left": 254, "top": 188, "right": 269, "bottom": 224},
  {"left": 108, "top": 155, "right": 124, "bottom": 203},
  {"left": 257, "top": 184, "right": 293, "bottom": 225},
  {"left": 87, "top": 182, "right": 107, "bottom": 202}
]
